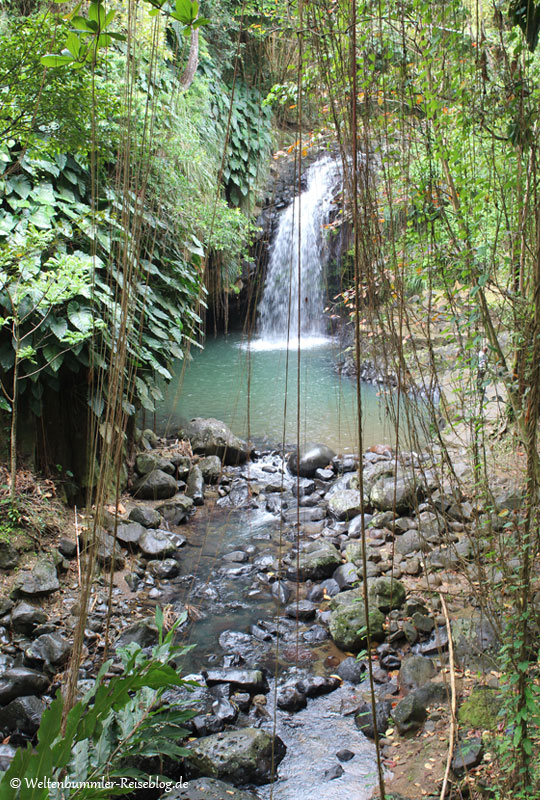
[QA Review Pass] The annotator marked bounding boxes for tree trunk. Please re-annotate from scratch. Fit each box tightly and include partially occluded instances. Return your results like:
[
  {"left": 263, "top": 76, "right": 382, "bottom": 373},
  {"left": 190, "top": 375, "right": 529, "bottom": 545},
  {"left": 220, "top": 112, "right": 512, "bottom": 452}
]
[{"left": 180, "top": 27, "right": 199, "bottom": 90}]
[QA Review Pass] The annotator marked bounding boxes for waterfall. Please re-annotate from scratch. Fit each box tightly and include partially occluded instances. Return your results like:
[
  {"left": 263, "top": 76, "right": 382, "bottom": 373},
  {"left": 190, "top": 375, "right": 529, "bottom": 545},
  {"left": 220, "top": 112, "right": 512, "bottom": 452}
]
[{"left": 256, "top": 155, "right": 341, "bottom": 349}]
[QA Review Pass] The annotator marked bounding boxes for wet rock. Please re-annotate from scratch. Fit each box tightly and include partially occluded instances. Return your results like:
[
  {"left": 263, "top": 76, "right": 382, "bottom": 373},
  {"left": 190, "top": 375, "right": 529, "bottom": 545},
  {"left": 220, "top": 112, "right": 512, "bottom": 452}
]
[
  {"left": 285, "top": 600, "right": 317, "bottom": 621},
  {"left": 286, "top": 541, "right": 341, "bottom": 581},
  {"left": 129, "top": 505, "right": 162, "bottom": 528},
  {"left": 204, "top": 669, "right": 269, "bottom": 695},
  {"left": 115, "top": 618, "right": 159, "bottom": 649},
  {"left": 157, "top": 496, "right": 194, "bottom": 524},
  {"left": 333, "top": 562, "right": 359, "bottom": 589},
  {"left": 0, "top": 541, "right": 19, "bottom": 570},
  {"left": 133, "top": 469, "right": 177, "bottom": 500},
  {"left": 283, "top": 506, "right": 326, "bottom": 524},
  {"left": 348, "top": 514, "right": 373, "bottom": 537},
  {"left": 223, "top": 551, "right": 248, "bottom": 563},
  {"left": 138, "top": 528, "right": 176, "bottom": 558},
  {"left": 0, "top": 744, "right": 16, "bottom": 771},
  {"left": 83, "top": 527, "right": 125, "bottom": 570},
  {"left": 336, "top": 656, "right": 366, "bottom": 684},
  {"left": 186, "top": 465, "right": 205, "bottom": 506},
  {"left": 292, "top": 477, "right": 317, "bottom": 497},
  {"left": 116, "top": 521, "right": 145, "bottom": 548},
  {"left": 0, "top": 668, "right": 49, "bottom": 704},
  {"left": 125, "top": 573, "right": 140, "bottom": 592},
  {"left": 197, "top": 456, "right": 222, "bottom": 484},
  {"left": 399, "top": 655, "right": 435, "bottom": 692},
  {"left": 355, "top": 700, "right": 392, "bottom": 739},
  {"left": 315, "top": 468, "right": 334, "bottom": 481},
  {"left": 302, "top": 625, "right": 329, "bottom": 643},
  {"left": 183, "top": 418, "right": 249, "bottom": 465},
  {"left": 403, "top": 556, "right": 421, "bottom": 575},
  {"left": 163, "top": 776, "right": 261, "bottom": 800},
  {"left": 136, "top": 452, "right": 175, "bottom": 476},
  {"left": 11, "top": 558, "right": 60, "bottom": 597},
  {"left": 277, "top": 685, "right": 307, "bottom": 711},
  {"left": 171, "top": 455, "right": 192, "bottom": 481},
  {"left": 147, "top": 559, "right": 180, "bottom": 579},
  {"left": 26, "top": 632, "right": 71, "bottom": 667},
  {"left": 323, "top": 764, "right": 344, "bottom": 780},
  {"left": 288, "top": 443, "right": 336, "bottom": 478},
  {"left": 336, "top": 749, "right": 355, "bottom": 762},
  {"left": 327, "top": 489, "right": 365, "bottom": 521},
  {"left": 10, "top": 602, "right": 47, "bottom": 635},
  {"left": 451, "top": 737, "right": 483, "bottom": 775},
  {"left": 212, "top": 697, "right": 238, "bottom": 724},
  {"left": 0, "top": 695, "right": 45, "bottom": 738},
  {"left": 368, "top": 577, "right": 405, "bottom": 612},
  {"left": 328, "top": 591, "right": 385, "bottom": 652},
  {"left": 392, "top": 692, "right": 427, "bottom": 733},
  {"left": 185, "top": 727, "right": 286, "bottom": 785},
  {"left": 191, "top": 715, "right": 226, "bottom": 737},
  {"left": 296, "top": 675, "right": 340, "bottom": 697},
  {"left": 0, "top": 598, "right": 14, "bottom": 617},
  {"left": 231, "top": 692, "right": 251, "bottom": 712},
  {"left": 271, "top": 581, "right": 291, "bottom": 604}
]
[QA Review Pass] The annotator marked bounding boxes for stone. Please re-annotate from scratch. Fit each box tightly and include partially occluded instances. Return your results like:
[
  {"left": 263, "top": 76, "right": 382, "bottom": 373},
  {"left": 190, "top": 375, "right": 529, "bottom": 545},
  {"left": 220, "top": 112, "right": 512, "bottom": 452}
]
[
  {"left": 323, "top": 764, "right": 344, "bottom": 780},
  {"left": 327, "top": 490, "right": 365, "bottom": 521},
  {"left": 458, "top": 686, "right": 503, "bottom": 731},
  {"left": 82, "top": 527, "right": 125, "bottom": 570},
  {"left": 336, "top": 749, "right": 355, "bottom": 762},
  {"left": 286, "top": 541, "right": 341, "bottom": 581},
  {"left": 142, "top": 428, "right": 159, "bottom": 448},
  {"left": 186, "top": 465, "right": 205, "bottom": 506},
  {"left": 10, "top": 602, "right": 47, "bottom": 635},
  {"left": 451, "top": 737, "right": 483, "bottom": 775},
  {"left": 0, "top": 744, "right": 16, "bottom": 772},
  {"left": 11, "top": 558, "right": 60, "bottom": 597},
  {"left": 399, "top": 655, "right": 435, "bottom": 693},
  {"left": 355, "top": 700, "right": 392, "bottom": 739},
  {"left": 27, "top": 632, "right": 71, "bottom": 667},
  {"left": 336, "top": 656, "right": 366, "bottom": 684},
  {"left": 204, "top": 669, "right": 269, "bottom": 694},
  {"left": 333, "top": 562, "right": 359, "bottom": 590},
  {"left": 288, "top": 443, "right": 336, "bottom": 478},
  {"left": 395, "top": 529, "right": 430, "bottom": 556},
  {"left": 315, "top": 468, "right": 334, "bottom": 481},
  {"left": 185, "top": 728, "right": 286, "bottom": 785},
  {"left": 415, "top": 627, "right": 449, "bottom": 655},
  {"left": 348, "top": 514, "right": 373, "bottom": 537},
  {"left": 116, "top": 522, "right": 145, "bottom": 548},
  {"left": 271, "top": 581, "right": 291, "bottom": 604},
  {"left": 451, "top": 613, "right": 498, "bottom": 670},
  {"left": 295, "top": 675, "right": 340, "bottom": 697},
  {"left": 171, "top": 455, "right": 192, "bottom": 481},
  {"left": 135, "top": 452, "right": 175, "bottom": 476},
  {"left": 183, "top": 418, "right": 249, "bottom": 465},
  {"left": 0, "top": 668, "right": 49, "bottom": 704},
  {"left": 0, "top": 695, "right": 45, "bottom": 737},
  {"left": 157, "top": 496, "right": 194, "bottom": 524},
  {"left": 411, "top": 612, "right": 434, "bottom": 634},
  {"left": 302, "top": 625, "right": 329, "bottom": 643},
  {"left": 391, "top": 692, "right": 428, "bottom": 733},
  {"left": 147, "top": 559, "right": 180, "bottom": 579},
  {"left": 370, "top": 471, "right": 419, "bottom": 513},
  {"left": 198, "top": 456, "right": 222, "bottom": 484},
  {"left": 277, "top": 685, "right": 307, "bottom": 711},
  {"left": 0, "top": 541, "right": 19, "bottom": 570},
  {"left": 133, "top": 469, "right": 177, "bottom": 500},
  {"left": 328, "top": 591, "right": 385, "bottom": 652},
  {"left": 115, "top": 618, "right": 159, "bottom": 649},
  {"left": 285, "top": 600, "right": 317, "bottom": 621},
  {"left": 58, "top": 539, "right": 77, "bottom": 559},
  {"left": 368, "top": 577, "right": 405, "bottom": 612},
  {"left": 128, "top": 505, "right": 162, "bottom": 528},
  {"left": 138, "top": 529, "right": 176, "bottom": 558},
  {"left": 162, "top": 776, "right": 261, "bottom": 800}
]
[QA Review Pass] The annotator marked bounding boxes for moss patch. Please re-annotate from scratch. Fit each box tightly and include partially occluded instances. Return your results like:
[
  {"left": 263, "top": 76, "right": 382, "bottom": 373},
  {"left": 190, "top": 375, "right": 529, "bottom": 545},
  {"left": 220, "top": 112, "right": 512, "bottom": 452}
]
[{"left": 458, "top": 686, "right": 503, "bottom": 731}]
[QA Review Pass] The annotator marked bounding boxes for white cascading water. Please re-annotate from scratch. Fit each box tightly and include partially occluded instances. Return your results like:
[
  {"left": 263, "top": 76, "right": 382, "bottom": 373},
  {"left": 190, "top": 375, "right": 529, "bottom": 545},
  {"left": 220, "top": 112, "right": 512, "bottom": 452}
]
[{"left": 255, "top": 155, "right": 341, "bottom": 349}]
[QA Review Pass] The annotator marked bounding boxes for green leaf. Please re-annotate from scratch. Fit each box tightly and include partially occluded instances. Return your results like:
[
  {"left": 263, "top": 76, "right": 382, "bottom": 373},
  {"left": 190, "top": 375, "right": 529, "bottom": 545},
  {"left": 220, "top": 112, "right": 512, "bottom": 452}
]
[
  {"left": 6, "top": 174, "right": 32, "bottom": 199},
  {"left": 41, "top": 54, "right": 76, "bottom": 67},
  {"left": 49, "top": 317, "right": 68, "bottom": 340},
  {"left": 0, "top": 397, "right": 11, "bottom": 413}
]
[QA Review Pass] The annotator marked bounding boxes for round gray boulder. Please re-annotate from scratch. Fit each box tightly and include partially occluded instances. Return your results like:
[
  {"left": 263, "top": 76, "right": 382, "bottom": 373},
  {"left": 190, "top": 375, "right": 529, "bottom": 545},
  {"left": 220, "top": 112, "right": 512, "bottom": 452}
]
[{"left": 288, "top": 443, "right": 336, "bottom": 478}]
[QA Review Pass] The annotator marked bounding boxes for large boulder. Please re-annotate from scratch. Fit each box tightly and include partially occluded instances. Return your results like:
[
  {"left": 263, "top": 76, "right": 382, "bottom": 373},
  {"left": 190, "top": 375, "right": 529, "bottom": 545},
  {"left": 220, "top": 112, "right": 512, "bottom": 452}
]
[
  {"left": 391, "top": 692, "right": 427, "bottom": 733},
  {"left": 203, "top": 669, "right": 269, "bottom": 695},
  {"left": 185, "top": 727, "right": 286, "bottom": 785},
  {"left": 285, "top": 541, "right": 341, "bottom": 581},
  {"left": 133, "top": 469, "right": 177, "bottom": 500},
  {"left": 0, "top": 668, "right": 49, "bottom": 704},
  {"left": 115, "top": 618, "right": 159, "bottom": 650},
  {"left": 138, "top": 529, "right": 176, "bottom": 558},
  {"left": 328, "top": 590, "right": 385, "bottom": 652},
  {"left": 116, "top": 522, "right": 145, "bottom": 548},
  {"left": 135, "top": 453, "right": 175, "bottom": 476},
  {"left": 157, "top": 496, "right": 194, "bottom": 525},
  {"left": 198, "top": 456, "right": 222, "bottom": 484},
  {"left": 355, "top": 699, "right": 392, "bottom": 739},
  {"left": 399, "top": 655, "right": 435, "bottom": 693},
  {"left": 183, "top": 418, "right": 249, "bottom": 465},
  {"left": 10, "top": 602, "right": 47, "bottom": 635},
  {"left": 26, "top": 632, "right": 72, "bottom": 668},
  {"left": 287, "top": 443, "right": 336, "bottom": 478},
  {"left": 0, "top": 696, "right": 45, "bottom": 738},
  {"left": 162, "top": 776, "right": 261, "bottom": 800},
  {"left": 129, "top": 505, "right": 162, "bottom": 528}
]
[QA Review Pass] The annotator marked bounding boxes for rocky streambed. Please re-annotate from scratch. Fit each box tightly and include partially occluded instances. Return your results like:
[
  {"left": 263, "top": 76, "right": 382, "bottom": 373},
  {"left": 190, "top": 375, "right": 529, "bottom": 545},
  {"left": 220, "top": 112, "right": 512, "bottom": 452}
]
[{"left": 0, "top": 417, "right": 515, "bottom": 799}]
